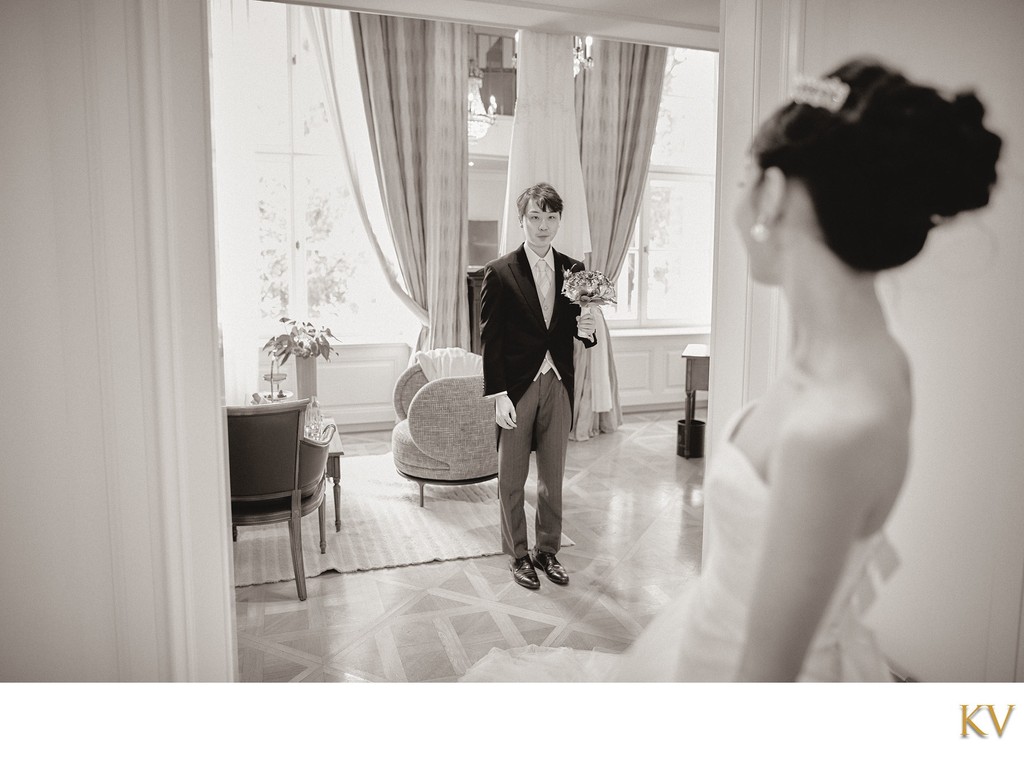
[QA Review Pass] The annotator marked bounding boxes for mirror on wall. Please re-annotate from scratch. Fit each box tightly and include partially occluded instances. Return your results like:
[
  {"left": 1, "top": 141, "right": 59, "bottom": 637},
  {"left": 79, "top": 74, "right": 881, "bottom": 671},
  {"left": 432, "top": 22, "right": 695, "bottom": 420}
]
[
  {"left": 470, "top": 26, "right": 518, "bottom": 116},
  {"left": 467, "top": 25, "right": 519, "bottom": 267}
]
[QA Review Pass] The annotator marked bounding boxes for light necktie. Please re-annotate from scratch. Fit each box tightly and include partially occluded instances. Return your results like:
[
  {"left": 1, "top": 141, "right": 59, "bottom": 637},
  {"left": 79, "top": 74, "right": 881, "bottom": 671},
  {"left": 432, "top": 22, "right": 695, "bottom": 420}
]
[
  {"left": 535, "top": 259, "right": 555, "bottom": 375},
  {"left": 536, "top": 260, "right": 553, "bottom": 326}
]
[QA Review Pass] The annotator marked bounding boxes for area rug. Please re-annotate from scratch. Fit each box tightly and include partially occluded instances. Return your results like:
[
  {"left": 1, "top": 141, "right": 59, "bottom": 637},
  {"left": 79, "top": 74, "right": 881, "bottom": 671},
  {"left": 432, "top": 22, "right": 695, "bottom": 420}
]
[{"left": 232, "top": 453, "right": 574, "bottom": 587}]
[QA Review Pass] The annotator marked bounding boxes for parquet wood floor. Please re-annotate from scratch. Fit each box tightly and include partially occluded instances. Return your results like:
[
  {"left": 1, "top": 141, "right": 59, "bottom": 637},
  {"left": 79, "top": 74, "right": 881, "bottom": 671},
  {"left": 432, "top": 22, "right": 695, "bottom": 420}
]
[{"left": 234, "top": 410, "right": 705, "bottom": 682}]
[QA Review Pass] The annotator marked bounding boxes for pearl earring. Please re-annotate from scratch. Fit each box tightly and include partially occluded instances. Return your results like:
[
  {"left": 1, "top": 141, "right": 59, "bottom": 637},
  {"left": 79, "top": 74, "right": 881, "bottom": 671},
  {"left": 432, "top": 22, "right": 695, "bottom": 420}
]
[{"left": 750, "top": 221, "right": 770, "bottom": 243}]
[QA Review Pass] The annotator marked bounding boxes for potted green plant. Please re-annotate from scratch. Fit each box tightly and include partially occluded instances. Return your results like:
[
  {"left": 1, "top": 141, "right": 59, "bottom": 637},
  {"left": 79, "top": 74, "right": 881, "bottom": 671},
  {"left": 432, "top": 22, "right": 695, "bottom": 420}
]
[{"left": 263, "top": 317, "right": 340, "bottom": 401}]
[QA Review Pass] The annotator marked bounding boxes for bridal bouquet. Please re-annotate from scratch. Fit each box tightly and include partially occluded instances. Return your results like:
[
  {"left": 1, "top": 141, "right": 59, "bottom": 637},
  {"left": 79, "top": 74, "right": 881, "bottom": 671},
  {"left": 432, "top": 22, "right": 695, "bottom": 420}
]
[
  {"left": 561, "top": 268, "right": 617, "bottom": 314},
  {"left": 562, "top": 269, "right": 616, "bottom": 338}
]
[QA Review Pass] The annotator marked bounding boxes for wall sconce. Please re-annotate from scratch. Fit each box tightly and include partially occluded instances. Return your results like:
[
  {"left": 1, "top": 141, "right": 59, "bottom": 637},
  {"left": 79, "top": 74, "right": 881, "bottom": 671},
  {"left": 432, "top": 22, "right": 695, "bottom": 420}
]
[
  {"left": 573, "top": 35, "right": 593, "bottom": 77},
  {"left": 510, "top": 31, "right": 594, "bottom": 77}
]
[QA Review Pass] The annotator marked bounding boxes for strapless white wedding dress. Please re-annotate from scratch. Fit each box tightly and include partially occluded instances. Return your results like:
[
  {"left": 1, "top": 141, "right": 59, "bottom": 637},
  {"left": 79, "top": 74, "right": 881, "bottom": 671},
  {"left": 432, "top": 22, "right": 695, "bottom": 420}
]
[{"left": 460, "top": 403, "right": 900, "bottom": 682}]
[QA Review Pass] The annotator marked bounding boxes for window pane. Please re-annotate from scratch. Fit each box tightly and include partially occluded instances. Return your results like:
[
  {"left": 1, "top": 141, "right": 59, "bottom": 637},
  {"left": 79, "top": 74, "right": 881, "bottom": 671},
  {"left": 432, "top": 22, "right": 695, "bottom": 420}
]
[
  {"left": 250, "top": 1, "right": 290, "bottom": 152},
  {"left": 256, "top": 155, "right": 292, "bottom": 322},
  {"left": 296, "top": 156, "right": 419, "bottom": 344},
  {"left": 645, "top": 176, "right": 715, "bottom": 325},
  {"left": 293, "top": 16, "right": 337, "bottom": 157},
  {"left": 297, "top": 161, "right": 352, "bottom": 323},
  {"left": 605, "top": 223, "right": 639, "bottom": 323},
  {"left": 650, "top": 48, "right": 719, "bottom": 172}
]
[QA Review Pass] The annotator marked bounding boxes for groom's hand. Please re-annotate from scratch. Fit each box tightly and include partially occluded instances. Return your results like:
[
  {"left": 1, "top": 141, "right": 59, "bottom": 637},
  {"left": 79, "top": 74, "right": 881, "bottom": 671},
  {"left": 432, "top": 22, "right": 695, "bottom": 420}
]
[
  {"left": 495, "top": 395, "right": 517, "bottom": 429},
  {"left": 577, "top": 311, "right": 596, "bottom": 338}
]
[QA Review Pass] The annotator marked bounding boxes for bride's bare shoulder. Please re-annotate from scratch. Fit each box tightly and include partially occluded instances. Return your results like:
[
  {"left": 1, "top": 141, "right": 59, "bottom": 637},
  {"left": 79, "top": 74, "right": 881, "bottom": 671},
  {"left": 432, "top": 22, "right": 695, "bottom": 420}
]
[
  {"left": 791, "top": 343, "right": 912, "bottom": 446},
  {"left": 785, "top": 391, "right": 908, "bottom": 455},
  {"left": 774, "top": 371, "right": 912, "bottom": 521}
]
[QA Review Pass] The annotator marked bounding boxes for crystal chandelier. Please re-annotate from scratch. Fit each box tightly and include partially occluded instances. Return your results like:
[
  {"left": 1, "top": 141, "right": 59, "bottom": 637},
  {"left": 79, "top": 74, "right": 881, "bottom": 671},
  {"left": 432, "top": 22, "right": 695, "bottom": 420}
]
[
  {"left": 572, "top": 35, "right": 593, "bottom": 77},
  {"left": 467, "top": 63, "right": 495, "bottom": 143}
]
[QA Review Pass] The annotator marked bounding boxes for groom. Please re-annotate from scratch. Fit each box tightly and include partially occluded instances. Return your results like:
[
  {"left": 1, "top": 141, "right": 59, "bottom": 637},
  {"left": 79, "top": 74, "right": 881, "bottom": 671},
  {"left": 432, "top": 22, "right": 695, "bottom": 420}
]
[{"left": 480, "top": 182, "right": 597, "bottom": 589}]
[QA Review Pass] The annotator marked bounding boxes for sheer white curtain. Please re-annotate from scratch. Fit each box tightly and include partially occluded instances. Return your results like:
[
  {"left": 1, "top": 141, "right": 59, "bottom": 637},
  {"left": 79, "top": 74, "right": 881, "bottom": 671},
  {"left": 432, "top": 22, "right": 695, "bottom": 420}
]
[
  {"left": 209, "top": 0, "right": 260, "bottom": 405},
  {"left": 211, "top": 2, "right": 424, "bottom": 405},
  {"left": 304, "top": 7, "right": 427, "bottom": 332}
]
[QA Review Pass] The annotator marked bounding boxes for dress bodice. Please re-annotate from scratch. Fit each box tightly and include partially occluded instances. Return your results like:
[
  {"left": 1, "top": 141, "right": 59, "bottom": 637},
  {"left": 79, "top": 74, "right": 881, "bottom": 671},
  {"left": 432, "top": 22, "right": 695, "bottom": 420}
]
[{"left": 609, "top": 402, "right": 899, "bottom": 682}]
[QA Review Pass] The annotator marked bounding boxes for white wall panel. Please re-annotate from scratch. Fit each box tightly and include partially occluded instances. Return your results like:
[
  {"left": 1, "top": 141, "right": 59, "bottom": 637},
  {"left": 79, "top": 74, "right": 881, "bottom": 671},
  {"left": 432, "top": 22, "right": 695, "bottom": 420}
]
[
  {"left": 258, "top": 343, "right": 412, "bottom": 429},
  {"left": 251, "top": 332, "right": 710, "bottom": 430},
  {"left": 613, "top": 350, "right": 652, "bottom": 392},
  {"left": 610, "top": 332, "right": 710, "bottom": 411}
]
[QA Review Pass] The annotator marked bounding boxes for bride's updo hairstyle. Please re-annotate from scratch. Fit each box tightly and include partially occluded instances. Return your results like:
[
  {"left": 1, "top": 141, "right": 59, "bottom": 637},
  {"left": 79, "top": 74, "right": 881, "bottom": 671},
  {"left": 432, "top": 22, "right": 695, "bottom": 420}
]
[{"left": 752, "top": 58, "right": 1002, "bottom": 271}]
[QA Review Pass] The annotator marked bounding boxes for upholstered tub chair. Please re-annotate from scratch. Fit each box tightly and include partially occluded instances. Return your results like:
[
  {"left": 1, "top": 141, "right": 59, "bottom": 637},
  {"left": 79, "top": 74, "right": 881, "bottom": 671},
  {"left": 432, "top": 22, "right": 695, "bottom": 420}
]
[{"left": 391, "top": 348, "right": 498, "bottom": 507}]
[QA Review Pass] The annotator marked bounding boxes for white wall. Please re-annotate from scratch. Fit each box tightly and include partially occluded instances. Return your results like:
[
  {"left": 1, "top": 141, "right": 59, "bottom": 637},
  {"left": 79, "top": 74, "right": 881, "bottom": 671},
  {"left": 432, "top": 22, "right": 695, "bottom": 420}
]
[
  {"left": 0, "top": 0, "right": 234, "bottom": 681},
  {"left": 613, "top": 331, "right": 710, "bottom": 411},
  {"left": 254, "top": 333, "right": 695, "bottom": 433},
  {"left": 257, "top": 342, "right": 412, "bottom": 429},
  {"left": 716, "top": 0, "right": 1024, "bottom": 681},
  {"left": 468, "top": 168, "right": 510, "bottom": 222},
  {"left": 712, "top": 0, "right": 797, "bottom": 459},
  {"left": 0, "top": 3, "right": 117, "bottom": 678}
]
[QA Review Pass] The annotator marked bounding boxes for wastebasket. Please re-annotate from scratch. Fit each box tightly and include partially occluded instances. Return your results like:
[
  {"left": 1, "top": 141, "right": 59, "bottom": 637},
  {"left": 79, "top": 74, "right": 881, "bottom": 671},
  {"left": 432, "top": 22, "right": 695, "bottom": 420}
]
[{"left": 677, "top": 419, "right": 705, "bottom": 459}]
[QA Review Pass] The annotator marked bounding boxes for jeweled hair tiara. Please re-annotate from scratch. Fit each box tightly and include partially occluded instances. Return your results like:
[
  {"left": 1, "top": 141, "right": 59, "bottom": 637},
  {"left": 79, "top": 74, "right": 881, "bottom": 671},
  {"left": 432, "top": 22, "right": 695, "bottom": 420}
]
[{"left": 791, "top": 75, "right": 850, "bottom": 112}]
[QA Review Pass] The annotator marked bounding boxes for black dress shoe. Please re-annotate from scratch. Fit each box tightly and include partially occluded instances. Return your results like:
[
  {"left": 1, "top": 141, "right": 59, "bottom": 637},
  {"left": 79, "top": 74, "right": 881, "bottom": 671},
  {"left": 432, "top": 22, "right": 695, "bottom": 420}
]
[
  {"left": 532, "top": 551, "right": 569, "bottom": 585},
  {"left": 510, "top": 554, "right": 540, "bottom": 589}
]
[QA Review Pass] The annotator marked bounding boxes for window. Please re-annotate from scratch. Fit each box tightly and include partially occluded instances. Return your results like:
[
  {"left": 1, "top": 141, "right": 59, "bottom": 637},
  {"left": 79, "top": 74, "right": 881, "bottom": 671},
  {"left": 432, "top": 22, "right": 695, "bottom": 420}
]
[
  {"left": 250, "top": 3, "right": 418, "bottom": 344},
  {"left": 605, "top": 48, "right": 719, "bottom": 330}
]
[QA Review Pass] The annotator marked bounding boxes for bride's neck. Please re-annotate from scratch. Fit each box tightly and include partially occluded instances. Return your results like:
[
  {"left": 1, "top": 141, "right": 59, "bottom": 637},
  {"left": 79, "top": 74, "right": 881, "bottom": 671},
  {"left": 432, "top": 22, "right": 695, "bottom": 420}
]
[{"left": 782, "top": 235, "right": 889, "bottom": 376}]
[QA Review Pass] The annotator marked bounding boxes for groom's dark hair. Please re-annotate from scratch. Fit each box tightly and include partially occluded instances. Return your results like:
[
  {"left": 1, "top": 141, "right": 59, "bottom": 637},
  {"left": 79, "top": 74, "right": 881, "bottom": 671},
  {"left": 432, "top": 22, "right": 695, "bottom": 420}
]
[{"left": 516, "top": 182, "right": 563, "bottom": 221}]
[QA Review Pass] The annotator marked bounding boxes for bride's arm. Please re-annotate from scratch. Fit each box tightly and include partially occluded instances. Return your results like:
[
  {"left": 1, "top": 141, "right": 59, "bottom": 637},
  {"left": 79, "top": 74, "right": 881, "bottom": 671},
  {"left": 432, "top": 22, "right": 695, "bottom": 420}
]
[{"left": 734, "top": 410, "right": 903, "bottom": 681}]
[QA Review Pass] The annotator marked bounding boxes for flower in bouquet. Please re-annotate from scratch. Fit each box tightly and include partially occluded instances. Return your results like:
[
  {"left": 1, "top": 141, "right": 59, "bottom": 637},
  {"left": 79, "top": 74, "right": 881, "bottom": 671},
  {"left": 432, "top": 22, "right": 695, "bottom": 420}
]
[{"left": 561, "top": 268, "right": 617, "bottom": 309}]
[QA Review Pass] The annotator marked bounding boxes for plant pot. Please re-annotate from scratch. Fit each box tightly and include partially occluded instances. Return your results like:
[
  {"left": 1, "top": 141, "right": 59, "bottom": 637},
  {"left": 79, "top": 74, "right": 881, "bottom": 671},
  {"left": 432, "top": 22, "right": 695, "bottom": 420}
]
[{"left": 295, "top": 355, "right": 318, "bottom": 402}]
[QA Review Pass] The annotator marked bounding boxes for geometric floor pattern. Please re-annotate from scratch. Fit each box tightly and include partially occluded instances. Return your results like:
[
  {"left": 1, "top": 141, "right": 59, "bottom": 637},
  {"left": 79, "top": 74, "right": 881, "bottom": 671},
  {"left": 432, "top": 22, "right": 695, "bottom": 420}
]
[{"left": 234, "top": 410, "right": 705, "bottom": 682}]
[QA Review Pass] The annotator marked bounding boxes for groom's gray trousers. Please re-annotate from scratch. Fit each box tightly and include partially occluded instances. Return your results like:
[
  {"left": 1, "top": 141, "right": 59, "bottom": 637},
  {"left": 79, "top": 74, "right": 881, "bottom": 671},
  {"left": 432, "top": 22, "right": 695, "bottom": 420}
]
[{"left": 497, "top": 369, "right": 571, "bottom": 560}]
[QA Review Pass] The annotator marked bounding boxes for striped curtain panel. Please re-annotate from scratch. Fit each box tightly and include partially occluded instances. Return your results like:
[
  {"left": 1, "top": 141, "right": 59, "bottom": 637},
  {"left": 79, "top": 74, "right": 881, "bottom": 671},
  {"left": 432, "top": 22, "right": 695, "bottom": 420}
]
[
  {"left": 571, "top": 40, "right": 666, "bottom": 441},
  {"left": 351, "top": 13, "right": 470, "bottom": 350}
]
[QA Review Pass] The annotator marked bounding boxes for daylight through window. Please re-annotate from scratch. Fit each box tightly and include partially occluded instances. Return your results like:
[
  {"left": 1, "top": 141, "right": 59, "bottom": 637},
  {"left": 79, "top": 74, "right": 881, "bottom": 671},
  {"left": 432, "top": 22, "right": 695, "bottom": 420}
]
[{"left": 604, "top": 48, "right": 719, "bottom": 330}]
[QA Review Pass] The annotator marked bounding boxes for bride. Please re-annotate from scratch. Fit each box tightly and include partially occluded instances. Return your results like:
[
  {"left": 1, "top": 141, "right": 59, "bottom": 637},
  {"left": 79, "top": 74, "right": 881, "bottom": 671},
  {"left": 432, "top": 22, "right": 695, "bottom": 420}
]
[{"left": 462, "top": 57, "right": 1001, "bottom": 682}]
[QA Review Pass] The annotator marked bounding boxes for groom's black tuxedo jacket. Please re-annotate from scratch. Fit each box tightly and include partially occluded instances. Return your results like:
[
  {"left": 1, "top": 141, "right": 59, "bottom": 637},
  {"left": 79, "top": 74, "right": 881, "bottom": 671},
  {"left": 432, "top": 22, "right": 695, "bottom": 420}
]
[{"left": 480, "top": 244, "right": 597, "bottom": 420}]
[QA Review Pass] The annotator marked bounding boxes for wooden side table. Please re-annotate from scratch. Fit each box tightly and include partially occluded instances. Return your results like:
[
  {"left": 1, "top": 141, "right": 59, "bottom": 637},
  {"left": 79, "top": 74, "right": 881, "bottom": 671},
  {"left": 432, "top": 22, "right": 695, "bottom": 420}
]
[
  {"left": 681, "top": 344, "right": 710, "bottom": 458},
  {"left": 323, "top": 417, "right": 344, "bottom": 531}
]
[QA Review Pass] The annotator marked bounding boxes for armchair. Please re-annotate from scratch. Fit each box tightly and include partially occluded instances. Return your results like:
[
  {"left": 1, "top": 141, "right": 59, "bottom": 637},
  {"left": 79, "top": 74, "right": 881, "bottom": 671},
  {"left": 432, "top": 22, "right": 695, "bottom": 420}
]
[
  {"left": 226, "top": 398, "right": 334, "bottom": 601},
  {"left": 391, "top": 348, "right": 498, "bottom": 507}
]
